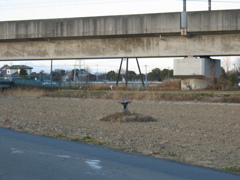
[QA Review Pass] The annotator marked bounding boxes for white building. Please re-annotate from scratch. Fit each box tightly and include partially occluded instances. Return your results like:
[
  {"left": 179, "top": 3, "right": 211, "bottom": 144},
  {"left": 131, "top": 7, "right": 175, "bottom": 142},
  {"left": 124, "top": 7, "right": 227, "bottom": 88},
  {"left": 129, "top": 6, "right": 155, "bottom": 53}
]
[{"left": 5, "top": 65, "right": 33, "bottom": 76}]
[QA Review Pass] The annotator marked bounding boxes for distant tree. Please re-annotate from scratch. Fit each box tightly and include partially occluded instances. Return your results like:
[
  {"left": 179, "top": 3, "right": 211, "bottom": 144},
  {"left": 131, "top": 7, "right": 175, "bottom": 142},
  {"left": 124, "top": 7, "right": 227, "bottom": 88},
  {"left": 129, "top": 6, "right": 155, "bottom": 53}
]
[
  {"left": 229, "top": 72, "right": 238, "bottom": 86},
  {"left": 51, "top": 72, "right": 61, "bottom": 82},
  {"left": 234, "top": 57, "right": 240, "bottom": 74},
  {"left": 222, "top": 57, "right": 231, "bottom": 74},
  {"left": 19, "top": 69, "right": 28, "bottom": 76},
  {"left": 169, "top": 70, "right": 174, "bottom": 78},
  {"left": 98, "top": 73, "right": 106, "bottom": 81},
  {"left": 36, "top": 70, "right": 47, "bottom": 81},
  {"left": 148, "top": 68, "right": 161, "bottom": 81},
  {"left": 54, "top": 69, "right": 66, "bottom": 76},
  {"left": 161, "top": 68, "right": 173, "bottom": 80},
  {"left": 88, "top": 73, "right": 96, "bottom": 81},
  {"left": 106, "top": 70, "right": 117, "bottom": 81},
  {"left": 38, "top": 70, "right": 46, "bottom": 75},
  {"left": 51, "top": 69, "right": 66, "bottom": 81},
  {"left": 135, "top": 73, "right": 145, "bottom": 81},
  {"left": 127, "top": 70, "right": 137, "bottom": 81},
  {"left": 79, "top": 69, "right": 88, "bottom": 75},
  {"left": 71, "top": 68, "right": 79, "bottom": 80},
  {"left": 219, "top": 67, "right": 227, "bottom": 79}
]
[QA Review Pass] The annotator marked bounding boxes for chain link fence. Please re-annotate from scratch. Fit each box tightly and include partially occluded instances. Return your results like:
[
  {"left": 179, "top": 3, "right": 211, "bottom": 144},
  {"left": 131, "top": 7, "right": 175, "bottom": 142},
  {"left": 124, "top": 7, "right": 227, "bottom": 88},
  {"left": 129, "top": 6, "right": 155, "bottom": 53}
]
[{"left": 0, "top": 76, "right": 149, "bottom": 89}]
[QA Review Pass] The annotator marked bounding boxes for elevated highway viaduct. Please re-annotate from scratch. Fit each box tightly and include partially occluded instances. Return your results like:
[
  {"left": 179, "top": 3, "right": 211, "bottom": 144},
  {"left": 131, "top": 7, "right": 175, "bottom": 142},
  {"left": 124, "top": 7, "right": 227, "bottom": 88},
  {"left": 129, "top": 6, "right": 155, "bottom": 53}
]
[{"left": 0, "top": 9, "right": 240, "bottom": 60}]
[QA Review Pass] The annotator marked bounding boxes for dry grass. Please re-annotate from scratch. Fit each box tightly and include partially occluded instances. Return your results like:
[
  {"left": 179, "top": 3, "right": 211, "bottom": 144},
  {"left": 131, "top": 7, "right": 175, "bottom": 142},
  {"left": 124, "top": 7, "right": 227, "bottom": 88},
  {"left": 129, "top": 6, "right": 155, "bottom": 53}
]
[
  {"left": 1, "top": 83, "right": 240, "bottom": 103},
  {"left": 56, "top": 89, "right": 240, "bottom": 103},
  {"left": 157, "top": 79, "right": 181, "bottom": 91},
  {"left": 91, "top": 85, "right": 111, "bottom": 90},
  {"left": 100, "top": 112, "right": 157, "bottom": 123},
  {"left": 0, "top": 88, "right": 45, "bottom": 97}
]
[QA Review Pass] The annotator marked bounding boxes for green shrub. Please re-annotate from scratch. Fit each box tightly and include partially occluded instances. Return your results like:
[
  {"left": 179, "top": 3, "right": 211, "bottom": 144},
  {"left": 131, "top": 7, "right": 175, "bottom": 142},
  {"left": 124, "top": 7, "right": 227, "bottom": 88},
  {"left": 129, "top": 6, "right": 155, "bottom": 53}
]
[{"left": 221, "top": 166, "right": 240, "bottom": 174}]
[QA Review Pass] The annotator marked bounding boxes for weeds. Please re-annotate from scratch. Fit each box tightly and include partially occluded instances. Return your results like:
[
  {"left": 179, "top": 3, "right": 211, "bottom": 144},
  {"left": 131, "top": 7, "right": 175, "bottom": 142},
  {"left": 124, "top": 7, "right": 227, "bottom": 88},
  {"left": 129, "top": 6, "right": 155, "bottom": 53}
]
[
  {"left": 71, "top": 137, "right": 80, "bottom": 142},
  {"left": 0, "top": 87, "right": 44, "bottom": 97},
  {"left": 4, "top": 113, "right": 12, "bottom": 125},
  {"left": 46, "top": 133, "right": 107, "bottom": 146},
  {"left": 167, "top": 151, "right": 178, "bottom": 157},
  {"left": 100, "top": 112, "right": 157, "bottom": 123},
  {"left": 48, "top": 133, "right": 68, "bottom": 139},
  {"left": 81, "top": 136, "right": 97, "bottom": 143},
  {"left": 221, "top": 166, "right": 240, "bottom": 174},
  {"left": 80, "top": 136, "right": 107, "bottom": 145},
  {"left": 1, "top": 85, "right": 240, "bottom": 103},
  {"left": 70, "top": 136, "right": 107, "bottom": 145}
]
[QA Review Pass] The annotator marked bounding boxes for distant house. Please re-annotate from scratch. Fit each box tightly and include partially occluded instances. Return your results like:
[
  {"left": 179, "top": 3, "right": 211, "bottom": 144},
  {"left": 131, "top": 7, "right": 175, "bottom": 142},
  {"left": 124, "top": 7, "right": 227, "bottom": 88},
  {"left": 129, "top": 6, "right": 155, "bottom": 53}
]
[
  {"left": 5, "top": 65, "right": 33, "bottom": 76},
  {"left": 0, "top": 64, "right": 9, "bottom": 76}
]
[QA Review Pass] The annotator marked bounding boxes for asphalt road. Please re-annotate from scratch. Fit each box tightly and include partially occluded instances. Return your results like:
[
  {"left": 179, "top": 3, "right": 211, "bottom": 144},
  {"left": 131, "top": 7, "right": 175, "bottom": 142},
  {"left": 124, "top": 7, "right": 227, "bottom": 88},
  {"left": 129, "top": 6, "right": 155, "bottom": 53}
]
[{"left": 0, "top": 127, "right": 239, "bottom": 180}]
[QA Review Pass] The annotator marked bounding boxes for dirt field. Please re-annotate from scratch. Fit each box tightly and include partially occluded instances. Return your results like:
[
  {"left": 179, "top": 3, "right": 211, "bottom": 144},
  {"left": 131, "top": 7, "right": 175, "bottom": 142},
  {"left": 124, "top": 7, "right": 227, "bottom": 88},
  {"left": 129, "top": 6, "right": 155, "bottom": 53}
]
[{"left": 0, "top": 96, "right": 240, "bottom": 170}]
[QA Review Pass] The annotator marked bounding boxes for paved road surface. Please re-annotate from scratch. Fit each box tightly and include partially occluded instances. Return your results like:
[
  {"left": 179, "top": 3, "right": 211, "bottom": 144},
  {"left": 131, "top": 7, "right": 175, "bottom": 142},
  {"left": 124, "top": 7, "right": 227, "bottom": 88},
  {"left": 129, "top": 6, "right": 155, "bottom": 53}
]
[{"left": 0, "top": 127, "right": 239, "bottom": 180}]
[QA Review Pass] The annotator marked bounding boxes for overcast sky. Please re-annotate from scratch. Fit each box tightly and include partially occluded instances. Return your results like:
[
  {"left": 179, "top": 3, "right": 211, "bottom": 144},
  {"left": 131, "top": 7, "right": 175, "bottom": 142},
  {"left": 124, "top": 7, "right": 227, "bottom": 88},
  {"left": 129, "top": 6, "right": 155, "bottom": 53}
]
[{"left": 0, "top": 0, "right": 239, "bottom": 73}]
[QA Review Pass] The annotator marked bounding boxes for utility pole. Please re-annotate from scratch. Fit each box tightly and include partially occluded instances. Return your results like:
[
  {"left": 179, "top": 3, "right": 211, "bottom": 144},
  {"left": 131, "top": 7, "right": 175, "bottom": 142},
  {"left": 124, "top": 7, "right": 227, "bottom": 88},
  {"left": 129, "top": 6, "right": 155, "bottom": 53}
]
[
  {"left": 125, "top": 58, "right": 129, "bottom": 87},
  {"left": 136, "top": 58, "right": 145, "bottom": 87},
  {"left": 168, "top": 67, "right": 170, "bottom": 79},
  {"left": 50, "top": 60, "right": 53, "bottom": 85},
  {"left": 116, "top": 58, "right": 123, "bottom": 86},
  {"left": 208, "top": 0, "right": 211, "bottom": 11},
  {"left": 105, "top": 69, "right": 107, "bottom": 81},
  {"left": 96, "top": 64, "right": 98, "bottom": 82},
  {"left": 78, "top": 60, "right": 82, "bottom": 87},
  {"left": 79, "top": 60, "right": 81, "bottom": 82},
  {"left": 145, "top": 65, "right": 148, "bottom": 82},
  {"left": 73, "top": 62, "right": 77, "bottom": 87}
]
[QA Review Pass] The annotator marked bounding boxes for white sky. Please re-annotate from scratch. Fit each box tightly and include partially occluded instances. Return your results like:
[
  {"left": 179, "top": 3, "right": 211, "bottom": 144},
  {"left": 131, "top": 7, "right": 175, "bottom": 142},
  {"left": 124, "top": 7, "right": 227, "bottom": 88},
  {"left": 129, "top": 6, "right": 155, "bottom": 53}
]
[{"left": 0, "top": 0, "right": 239, "bottom": 74}]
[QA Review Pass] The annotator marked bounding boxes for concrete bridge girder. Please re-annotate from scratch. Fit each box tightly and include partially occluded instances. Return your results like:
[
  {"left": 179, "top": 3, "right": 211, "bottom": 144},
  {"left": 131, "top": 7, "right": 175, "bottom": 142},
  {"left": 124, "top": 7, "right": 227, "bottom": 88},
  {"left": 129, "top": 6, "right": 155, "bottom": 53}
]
[
  {"left": 1, "top": 9, "right": 240, "bottom": 60},
  {"left": 1, "top": 10, "right": 240, "bottom": 41},
  {"left": 0, "top": 33, "right": 240, "bottom": 60}
]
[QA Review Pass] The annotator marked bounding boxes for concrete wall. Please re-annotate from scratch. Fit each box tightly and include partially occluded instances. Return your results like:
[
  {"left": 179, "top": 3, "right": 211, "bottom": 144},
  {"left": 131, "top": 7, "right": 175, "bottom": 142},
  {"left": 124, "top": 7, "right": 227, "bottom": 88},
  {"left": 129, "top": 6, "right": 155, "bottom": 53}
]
[
  {"left": 0, "top": 12, "right": 180, "bottom": 40},
  {"left": 174, "top": 57, "right": 220, "bottom": 78},
  {"left": 6, "top": 69, "right": 14, "bottom": 75},
  {"left": 181, "top": 79, "right": 212, "bottom": 90},
  {"left": 1, "top": 34, "right": 240, "bottom": 60},
  {"left": 174, "top": 58, "right": 204, "bottom": 77},
  {"left": 188, "top": 9, "right": 240, "bottom": 34},
  {"left": 204, "top": 58, "right": 221, "bottom": 78},
  {"left": 0, "top": 10, "right": 240, "bottom": 60},
  {"left": 174, "top": 57, "right": 221, "bottom": 90},
  {"left": 0, "top": 9, "right": 240, "bottom": 41}
]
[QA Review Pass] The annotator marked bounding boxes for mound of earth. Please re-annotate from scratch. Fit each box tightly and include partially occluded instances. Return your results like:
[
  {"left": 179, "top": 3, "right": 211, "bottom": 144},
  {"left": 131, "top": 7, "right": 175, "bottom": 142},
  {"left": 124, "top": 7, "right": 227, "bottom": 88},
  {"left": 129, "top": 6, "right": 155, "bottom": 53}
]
[{"left": 100, "top": 112, "right": 157, "bottom": 123}]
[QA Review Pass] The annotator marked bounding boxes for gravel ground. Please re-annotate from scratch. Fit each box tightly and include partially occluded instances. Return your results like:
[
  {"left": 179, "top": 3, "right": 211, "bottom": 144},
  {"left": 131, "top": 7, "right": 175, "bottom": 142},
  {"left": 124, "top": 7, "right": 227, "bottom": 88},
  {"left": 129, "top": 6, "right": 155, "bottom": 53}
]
[{"left": 0, "top": 96, "right": 240, "bottom": 169}]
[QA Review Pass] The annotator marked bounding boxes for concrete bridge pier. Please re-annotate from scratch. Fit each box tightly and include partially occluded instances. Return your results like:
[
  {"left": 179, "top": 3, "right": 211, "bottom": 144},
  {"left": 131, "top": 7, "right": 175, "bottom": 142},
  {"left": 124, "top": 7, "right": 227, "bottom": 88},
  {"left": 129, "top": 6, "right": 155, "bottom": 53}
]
[{"left": 173, "top": 57, "right": 221, "bottom": 90}]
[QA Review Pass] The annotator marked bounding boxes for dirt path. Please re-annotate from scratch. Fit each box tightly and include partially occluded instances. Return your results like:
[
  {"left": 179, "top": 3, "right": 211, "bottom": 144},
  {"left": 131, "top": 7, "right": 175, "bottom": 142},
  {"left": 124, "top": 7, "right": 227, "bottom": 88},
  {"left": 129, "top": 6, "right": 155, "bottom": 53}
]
[{"left": 0, "top": 97, "right": 239, "bottom": 169}]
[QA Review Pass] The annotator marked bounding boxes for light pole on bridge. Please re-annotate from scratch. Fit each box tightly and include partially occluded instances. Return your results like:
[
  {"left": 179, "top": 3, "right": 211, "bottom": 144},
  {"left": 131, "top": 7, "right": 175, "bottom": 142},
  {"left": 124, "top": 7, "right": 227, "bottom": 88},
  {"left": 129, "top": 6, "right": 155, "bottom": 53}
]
[
  {"left": 208, "top": 0, "right": 211, "bottom": 11},
  {"left": 183, "top": 0, "right": 211, "bottom": 11},
  {"left": 183, "top": 0, "right": 186, "bottom": 12}
]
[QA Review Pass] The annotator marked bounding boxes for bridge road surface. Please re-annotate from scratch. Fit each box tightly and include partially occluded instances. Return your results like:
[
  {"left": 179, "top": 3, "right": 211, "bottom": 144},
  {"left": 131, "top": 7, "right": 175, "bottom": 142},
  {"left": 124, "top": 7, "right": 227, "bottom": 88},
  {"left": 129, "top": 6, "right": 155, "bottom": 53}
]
[{"left": 0, "top": 128, "right": 239, "bottom": 180}]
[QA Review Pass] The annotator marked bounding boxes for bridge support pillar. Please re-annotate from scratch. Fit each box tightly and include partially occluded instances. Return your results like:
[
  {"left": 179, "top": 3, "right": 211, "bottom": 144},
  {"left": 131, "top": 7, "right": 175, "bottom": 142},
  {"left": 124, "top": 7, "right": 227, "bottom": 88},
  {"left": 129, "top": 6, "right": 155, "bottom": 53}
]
[
  {"left": 174, "top": 57, "right": 221, "bottom": 90},
  {"left": 116, "top": 58, "right": 145, "bottom": 88}
]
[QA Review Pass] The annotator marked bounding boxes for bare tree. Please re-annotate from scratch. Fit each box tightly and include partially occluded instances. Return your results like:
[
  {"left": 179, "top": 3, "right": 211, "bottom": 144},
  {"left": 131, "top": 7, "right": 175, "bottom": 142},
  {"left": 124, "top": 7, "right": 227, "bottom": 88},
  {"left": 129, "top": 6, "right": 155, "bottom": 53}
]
[
  {"left": 221, "top": 57, "right": 231, "bottom": 74},
  {"left": 234, "top": 56, "right": 240, "bottom": 73}
]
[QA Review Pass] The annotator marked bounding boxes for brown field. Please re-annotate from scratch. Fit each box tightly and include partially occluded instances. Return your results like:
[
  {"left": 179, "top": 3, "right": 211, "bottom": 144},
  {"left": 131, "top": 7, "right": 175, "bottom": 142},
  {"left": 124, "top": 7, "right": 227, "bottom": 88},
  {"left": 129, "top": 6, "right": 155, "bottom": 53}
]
[{"left": 0, "top": 91, "right": 240, "bottom": 172}]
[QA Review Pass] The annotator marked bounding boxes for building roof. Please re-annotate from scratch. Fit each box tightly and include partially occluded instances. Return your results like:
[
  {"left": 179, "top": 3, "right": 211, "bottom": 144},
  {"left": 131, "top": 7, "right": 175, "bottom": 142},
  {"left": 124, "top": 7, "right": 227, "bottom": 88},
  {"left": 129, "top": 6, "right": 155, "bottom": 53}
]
[
  {"left": 0, "top": 65, "right": 10, "bottom": 71},
  {"left": 7, "top": 65, "right": 33, "bottom": 69}
]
